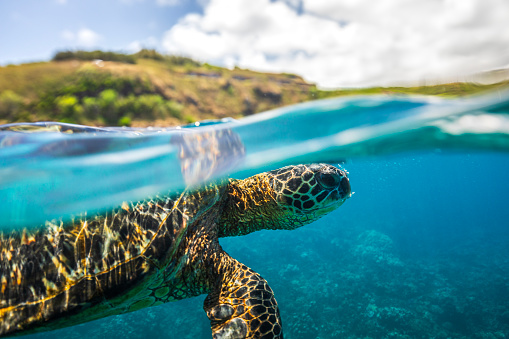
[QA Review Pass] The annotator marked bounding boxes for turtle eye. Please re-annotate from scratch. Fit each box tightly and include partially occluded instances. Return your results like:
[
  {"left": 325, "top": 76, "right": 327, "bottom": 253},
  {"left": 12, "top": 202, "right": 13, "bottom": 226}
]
[{"left": 316, "top": 172, "right": 340, "bottom": 189}]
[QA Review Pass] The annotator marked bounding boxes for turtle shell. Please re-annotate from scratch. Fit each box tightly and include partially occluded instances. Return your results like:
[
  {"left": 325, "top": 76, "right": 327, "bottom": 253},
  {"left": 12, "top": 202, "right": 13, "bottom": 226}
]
[
  {"left": 0, "top": 178, "right": 227, "bottom": 333},
  {"left": 0, "top": 122, "right": 245, "bottom": 335}
]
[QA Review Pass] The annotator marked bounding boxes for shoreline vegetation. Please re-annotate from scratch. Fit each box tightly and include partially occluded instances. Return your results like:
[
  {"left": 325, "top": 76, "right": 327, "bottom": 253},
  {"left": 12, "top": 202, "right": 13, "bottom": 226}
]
[{"left": 0, "top": 49, "right": 508, "bottom": 127}]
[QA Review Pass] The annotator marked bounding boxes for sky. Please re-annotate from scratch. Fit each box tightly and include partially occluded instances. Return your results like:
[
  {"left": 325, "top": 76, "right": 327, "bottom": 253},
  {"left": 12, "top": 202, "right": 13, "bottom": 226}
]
[{"left": 1, "top": 0, "right": 509, "bottom": 88}]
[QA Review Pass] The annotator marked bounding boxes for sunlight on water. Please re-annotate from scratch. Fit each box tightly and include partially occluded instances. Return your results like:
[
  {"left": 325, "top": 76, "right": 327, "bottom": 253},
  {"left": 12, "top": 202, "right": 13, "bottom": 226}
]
[{"left": 1, "top": 90, "right": 508, "bottom": 229}]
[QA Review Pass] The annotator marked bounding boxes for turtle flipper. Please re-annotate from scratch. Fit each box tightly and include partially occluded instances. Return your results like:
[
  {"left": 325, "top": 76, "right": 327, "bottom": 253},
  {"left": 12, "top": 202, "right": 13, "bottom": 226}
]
[{"left": 204, "top": 251, "right": 283, "bottom": 339}]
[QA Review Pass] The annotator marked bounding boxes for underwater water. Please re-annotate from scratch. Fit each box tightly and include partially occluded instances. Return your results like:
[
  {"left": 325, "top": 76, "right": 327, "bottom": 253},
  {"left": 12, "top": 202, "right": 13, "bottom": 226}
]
[{"left": 1, "top": 90, "right": 509, "bottom": 338}]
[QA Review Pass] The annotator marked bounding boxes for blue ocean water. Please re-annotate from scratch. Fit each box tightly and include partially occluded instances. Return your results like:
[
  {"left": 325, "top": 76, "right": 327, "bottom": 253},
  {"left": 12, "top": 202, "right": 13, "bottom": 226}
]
[{"left": 1, "top": 91, "right": 509, "bottom": 338}]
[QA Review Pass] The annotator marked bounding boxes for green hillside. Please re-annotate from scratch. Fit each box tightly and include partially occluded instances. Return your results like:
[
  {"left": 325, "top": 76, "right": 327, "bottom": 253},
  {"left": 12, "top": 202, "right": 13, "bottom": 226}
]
[{"left": 0, "top": 50, "right": 507, "bottom": 127}]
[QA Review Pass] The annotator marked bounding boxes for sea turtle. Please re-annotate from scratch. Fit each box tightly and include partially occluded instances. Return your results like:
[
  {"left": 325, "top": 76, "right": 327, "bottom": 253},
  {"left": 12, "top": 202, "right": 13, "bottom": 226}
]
[{"left": 0, "top": 125, "right": 351, "bottom": 338}]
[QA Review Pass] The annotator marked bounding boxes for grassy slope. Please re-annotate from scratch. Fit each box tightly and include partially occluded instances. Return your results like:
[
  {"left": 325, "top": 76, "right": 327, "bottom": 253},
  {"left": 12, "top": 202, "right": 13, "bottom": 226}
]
[
  {"left": 312, "top": 81, "right": 509, "bottom": 99},
  {"left": 0, "top": 55, "right": 508, "bottom": 127}
]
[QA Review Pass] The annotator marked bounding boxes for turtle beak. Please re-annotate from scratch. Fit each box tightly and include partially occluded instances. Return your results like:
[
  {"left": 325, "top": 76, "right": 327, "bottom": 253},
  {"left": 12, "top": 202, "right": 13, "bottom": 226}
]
[{"left": 339, "top": 174, "right": 351, "bottom": 200}]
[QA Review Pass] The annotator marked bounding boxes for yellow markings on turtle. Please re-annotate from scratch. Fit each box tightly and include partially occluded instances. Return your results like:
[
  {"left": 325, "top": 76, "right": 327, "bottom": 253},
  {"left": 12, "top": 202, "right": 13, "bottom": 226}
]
[
  {"left": 139, "top": 259, "right": 151, "bottom": 274},
  {"left": 48, "top": 250, "right": 71, "bottom": 281},
  {"left": 74, "top": 220, "right": 89, "bottom": 274},
  {"left": 158, "top": 212, "right": 168, "bottom": 222},
  {"left": 0, "top": 189, "right": 190, "bottom": 320},
  {"left": 154, "top": 286, "right": 170, "bottom": 299},
  {"left": 101, "top": 219, "right": 119, "bottom": 258},
  {"left": 21, "top": 229, "right": 28, "bottom": 245},
  {"left": 1, "top": 276, "right": 6, "bottom": 294},
  {"left": 124, "top": 250, "right": 132, "bottom": 260},
  {"left": 1, "top": 249, "right": 148, "bottom": 319},
  {"left": 10, "top": 264, "right": 21, "bottom": 285},
  {"left": 29, "top": 286, "right": 37, "bottom": 299},
  {"left": 132, "top": 221, "right": 143, "bottom": 234},
  {"left": 27, "top": 234, "right": 36, "bottom": 244},
  {"left": 42, "top": 278, "right": 58, "bottom": 294}
]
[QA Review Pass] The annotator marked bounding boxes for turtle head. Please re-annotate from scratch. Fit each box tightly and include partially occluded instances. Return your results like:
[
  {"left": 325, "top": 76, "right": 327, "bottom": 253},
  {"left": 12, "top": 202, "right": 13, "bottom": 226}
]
[
  {"left": 219, "top": 164, "right": 351, "bottom": 237},
  {"left": 268, "top": 163, "right": 351, "bottom": 225}
]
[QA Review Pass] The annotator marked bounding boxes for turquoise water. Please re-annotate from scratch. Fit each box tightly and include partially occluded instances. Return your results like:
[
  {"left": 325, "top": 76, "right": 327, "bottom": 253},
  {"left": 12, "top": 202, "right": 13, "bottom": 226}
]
[{"left": 2, "top": 91, "right": 509, "bottom": 338}]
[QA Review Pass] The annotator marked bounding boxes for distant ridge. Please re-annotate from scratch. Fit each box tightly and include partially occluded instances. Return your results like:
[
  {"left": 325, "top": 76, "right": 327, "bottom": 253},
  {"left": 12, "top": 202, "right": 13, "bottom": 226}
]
[{"left": 0, "top": 49, "right": 507, "bottom": 127}]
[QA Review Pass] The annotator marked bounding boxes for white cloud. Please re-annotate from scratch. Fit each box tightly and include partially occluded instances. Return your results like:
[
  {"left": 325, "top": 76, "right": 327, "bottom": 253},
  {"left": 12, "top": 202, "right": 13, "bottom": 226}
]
[
  {"left": 162, "top": 0, "right": 509, "bottom": 88},
  {"left": 156, "top": 0, "right": 180, "bottom": 6},
  {"left": 127, "top": 41, "right": 143, "bottom": 53},
  {"left": 76, "top": 28, "right": 101, "bottom": 47},
  {"left": 61, "top": 28, "right": 101, "bottom": 48},
  {"left": 55, "top": 0, "right": 67, "bottom": 4}
]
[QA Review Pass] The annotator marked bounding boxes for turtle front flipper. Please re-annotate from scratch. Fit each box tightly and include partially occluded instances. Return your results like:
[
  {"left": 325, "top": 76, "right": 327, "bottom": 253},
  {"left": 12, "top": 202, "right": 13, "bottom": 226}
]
[{"left": 204, "top": 251, "right": 283, "bottom": 339}]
